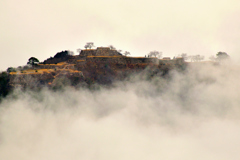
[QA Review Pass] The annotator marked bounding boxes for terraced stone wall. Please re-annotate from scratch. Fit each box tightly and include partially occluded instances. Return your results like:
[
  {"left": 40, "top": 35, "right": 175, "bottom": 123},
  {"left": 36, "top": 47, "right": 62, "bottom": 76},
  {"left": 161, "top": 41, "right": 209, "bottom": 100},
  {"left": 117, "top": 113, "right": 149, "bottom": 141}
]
[{"left": 80, "top": 47, "right": 122, "bottom": 57}]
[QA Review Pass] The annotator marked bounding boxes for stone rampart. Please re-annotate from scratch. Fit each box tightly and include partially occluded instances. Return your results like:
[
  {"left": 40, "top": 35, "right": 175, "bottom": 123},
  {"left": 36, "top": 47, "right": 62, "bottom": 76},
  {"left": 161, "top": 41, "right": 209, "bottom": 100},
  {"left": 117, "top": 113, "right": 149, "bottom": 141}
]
[{"left": 80, "top": 47, "right": 122, "bottom": 57}]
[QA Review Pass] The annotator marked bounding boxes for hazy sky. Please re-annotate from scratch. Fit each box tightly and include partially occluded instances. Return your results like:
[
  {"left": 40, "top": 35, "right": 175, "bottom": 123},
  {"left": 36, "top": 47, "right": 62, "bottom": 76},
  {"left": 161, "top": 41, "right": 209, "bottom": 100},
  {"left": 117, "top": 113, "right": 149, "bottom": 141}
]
[{"left": 1, "top": 0, "right": 240, "bottom": 70}]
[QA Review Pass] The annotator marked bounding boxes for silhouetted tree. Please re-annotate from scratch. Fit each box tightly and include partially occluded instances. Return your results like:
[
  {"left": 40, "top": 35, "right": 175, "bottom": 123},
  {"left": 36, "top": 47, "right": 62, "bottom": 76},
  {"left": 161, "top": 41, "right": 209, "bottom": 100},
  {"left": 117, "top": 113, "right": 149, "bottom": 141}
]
[
  {"left": 0, "top": 72, "right": 10, "bottom": 99},
  {"left": 148, "top": 51, "right": 162, "bottom": 58},
  {"left": 109, "top": 45, "right": 116, "bottom": 50},
  {"left": 123, "top": 51, "right": 130, "bottom": 56},
  {"left": 54, "top": 50, "right": 70, "bottom": 58},
  {"left": 216, "top": 52, "right": 229, "bottom": 61},
  {"left": 84, "top": 42, "right": 95, "bottom": 49},
  {"left": 195, "top": 55, "right": 204, "bottom": 61},
  {"left": 180, "top": 53, "right": 188, "bottom": 61},
  {"left": 7, "top": 67, "right": 16, "bottom": 73},
  {"left": 189, "top": 55, "right": 204, "bottom": 62},
  {"left": 27, "top": 57, "right": 39, "bottom": 66}
]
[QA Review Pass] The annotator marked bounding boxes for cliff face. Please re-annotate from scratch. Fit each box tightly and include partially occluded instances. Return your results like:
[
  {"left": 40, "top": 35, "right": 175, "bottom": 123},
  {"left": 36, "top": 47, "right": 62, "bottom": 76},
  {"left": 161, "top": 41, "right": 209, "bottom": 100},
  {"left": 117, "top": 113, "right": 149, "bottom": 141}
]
[{"left": 8, "top": 48, "right": 186, "bottom": 89}]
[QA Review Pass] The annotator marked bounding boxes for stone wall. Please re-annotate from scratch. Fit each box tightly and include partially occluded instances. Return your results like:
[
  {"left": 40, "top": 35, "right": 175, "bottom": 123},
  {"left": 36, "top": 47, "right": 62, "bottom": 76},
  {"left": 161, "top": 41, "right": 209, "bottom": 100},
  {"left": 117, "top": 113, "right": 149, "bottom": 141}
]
[
  {"left": 86, "top": 56, "right": 126, "bottom": 64},
  {"left": 80, "top": 47, "right": 122, "bottom": 57},
  {"left": 80, "top": 49, "right": 96, "bottom": 56},
  {"left": 126, "top": 57, "right": 159, "bottom": 64}
]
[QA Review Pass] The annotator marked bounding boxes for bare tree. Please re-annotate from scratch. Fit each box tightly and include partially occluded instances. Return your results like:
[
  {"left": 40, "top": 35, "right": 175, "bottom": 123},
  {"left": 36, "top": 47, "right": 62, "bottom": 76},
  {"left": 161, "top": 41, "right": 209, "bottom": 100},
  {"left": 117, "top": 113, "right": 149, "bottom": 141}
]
[
  {"left": 148, "top": 51, "right": 162, "bottom": 58},
  {"left": 195, "top": 55, "right": 204, "bottom": 61},
  {"left": 190, "top": 55, "right": 196, "bottom": 62},
  {"left": 189, "top": 55, "right": 204, "bottom": 62},
  {"left": 123, "top": 51, "right": 130, "bottom": 56},
  {"left": 180, "top": 53, "right": 188, "bottom": 61},
  {"left": 109, "top": 45, "right": 116, "bottom": 50},
  {"left": 84, "top": 42, "right": 95, "bottom": 49}
]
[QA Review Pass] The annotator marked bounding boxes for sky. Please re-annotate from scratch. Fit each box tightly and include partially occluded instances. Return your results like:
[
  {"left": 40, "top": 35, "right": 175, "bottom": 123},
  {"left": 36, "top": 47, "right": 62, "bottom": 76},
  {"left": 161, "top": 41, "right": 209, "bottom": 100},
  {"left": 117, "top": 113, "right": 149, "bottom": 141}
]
[{"left": 1, "top": 0, "right": 240, "bottom": 70}]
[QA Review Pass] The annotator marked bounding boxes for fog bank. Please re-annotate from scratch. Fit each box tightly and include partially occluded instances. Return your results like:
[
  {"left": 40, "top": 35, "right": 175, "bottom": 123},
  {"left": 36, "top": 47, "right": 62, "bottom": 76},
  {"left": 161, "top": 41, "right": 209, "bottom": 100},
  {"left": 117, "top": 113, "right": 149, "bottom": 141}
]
[{"left": 0, "top": 62, "right": 240, "bottom": 160}]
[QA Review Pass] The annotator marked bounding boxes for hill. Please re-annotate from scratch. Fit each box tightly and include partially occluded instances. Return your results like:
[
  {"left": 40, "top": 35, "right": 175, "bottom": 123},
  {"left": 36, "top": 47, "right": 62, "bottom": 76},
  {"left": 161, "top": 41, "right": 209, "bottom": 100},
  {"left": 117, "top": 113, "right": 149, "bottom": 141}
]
[{"left": 1, "top": 47, "right": 186, "bottom": 99}]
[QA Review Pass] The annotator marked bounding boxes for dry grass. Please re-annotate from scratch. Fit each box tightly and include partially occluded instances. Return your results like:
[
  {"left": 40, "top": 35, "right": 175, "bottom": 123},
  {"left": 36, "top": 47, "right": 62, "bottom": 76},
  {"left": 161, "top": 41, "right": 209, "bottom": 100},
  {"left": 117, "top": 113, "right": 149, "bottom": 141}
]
[
  {"left": 10, "top": 69, "right": 55, "bottom": 75},
  {"left": 87, "top": 56, "right": 122, "bottom": 58},
  {"left": 38, "top": 62, "right": 66, "bottom": 66},
  {"left": 57, "top": 69, "right": 82, "bottom": 73}
]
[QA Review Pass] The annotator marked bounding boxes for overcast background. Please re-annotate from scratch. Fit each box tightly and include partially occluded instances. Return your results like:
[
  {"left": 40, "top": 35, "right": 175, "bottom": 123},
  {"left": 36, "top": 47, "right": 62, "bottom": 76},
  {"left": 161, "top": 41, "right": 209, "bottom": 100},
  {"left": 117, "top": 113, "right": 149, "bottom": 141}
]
[{"left": 1, "top": 0, "right": 240, "bottom": 71}]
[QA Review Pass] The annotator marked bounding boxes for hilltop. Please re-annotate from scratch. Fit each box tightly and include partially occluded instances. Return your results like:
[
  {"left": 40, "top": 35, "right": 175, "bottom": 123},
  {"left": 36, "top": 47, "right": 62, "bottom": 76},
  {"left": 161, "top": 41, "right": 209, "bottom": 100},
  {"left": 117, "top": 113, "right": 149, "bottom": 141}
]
[{"left": 0, "top": 47, "right": 186, "bottom": 99}]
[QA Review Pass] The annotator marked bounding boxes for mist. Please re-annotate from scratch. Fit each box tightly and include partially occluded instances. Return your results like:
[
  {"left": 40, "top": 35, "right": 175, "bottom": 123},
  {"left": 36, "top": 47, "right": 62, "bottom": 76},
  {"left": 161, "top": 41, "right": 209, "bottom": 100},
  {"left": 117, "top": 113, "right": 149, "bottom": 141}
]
[{"left": 1, "top": 62, "right": 240, "bottom": 160}]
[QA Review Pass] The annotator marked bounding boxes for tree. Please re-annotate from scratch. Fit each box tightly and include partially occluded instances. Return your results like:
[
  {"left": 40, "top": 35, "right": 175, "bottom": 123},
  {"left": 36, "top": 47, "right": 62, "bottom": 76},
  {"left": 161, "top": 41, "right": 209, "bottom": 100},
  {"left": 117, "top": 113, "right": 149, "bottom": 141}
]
[
  {"left": 180, "top": 53, "right": 188, "bottom": 61},
  {"left": 54, "top": 50, "right": 70, "bottom": 59},
  {"left": 123, "top": 51, "right": 130, "bottom": 56},
  {"left": 27, "top": 57, "right": 39, "bottom": 66},
  {"left": 216, "top": 52, "right": 229, "bottom": 61},
  {"left": 7, "top": 67, "right": 16, "bottom": 73},
  {"left": 188, "top": 55, "right": 204, "bottom": 62},
  {"left": 0, "top": 72, "right": 10, "bottom": 99},
  {"left": 84, "top": 42, "right": 95, "bottom": 49},
  {"left": 195, "top": 55, "right": 204, "bottom": 61},
  {"left": 109, "top": 45, "right": 116, "bottom": 50},
  {"left": 148, "top": 51, "right": 162, "bottom": 58}
]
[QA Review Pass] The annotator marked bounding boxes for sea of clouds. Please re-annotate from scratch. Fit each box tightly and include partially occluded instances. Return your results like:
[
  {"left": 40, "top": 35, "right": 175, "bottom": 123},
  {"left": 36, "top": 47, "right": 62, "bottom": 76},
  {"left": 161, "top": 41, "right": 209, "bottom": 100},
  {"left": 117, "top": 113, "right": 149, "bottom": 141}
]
[{"left": 0, "top": 62, "right": 240, "bottom": 160}]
